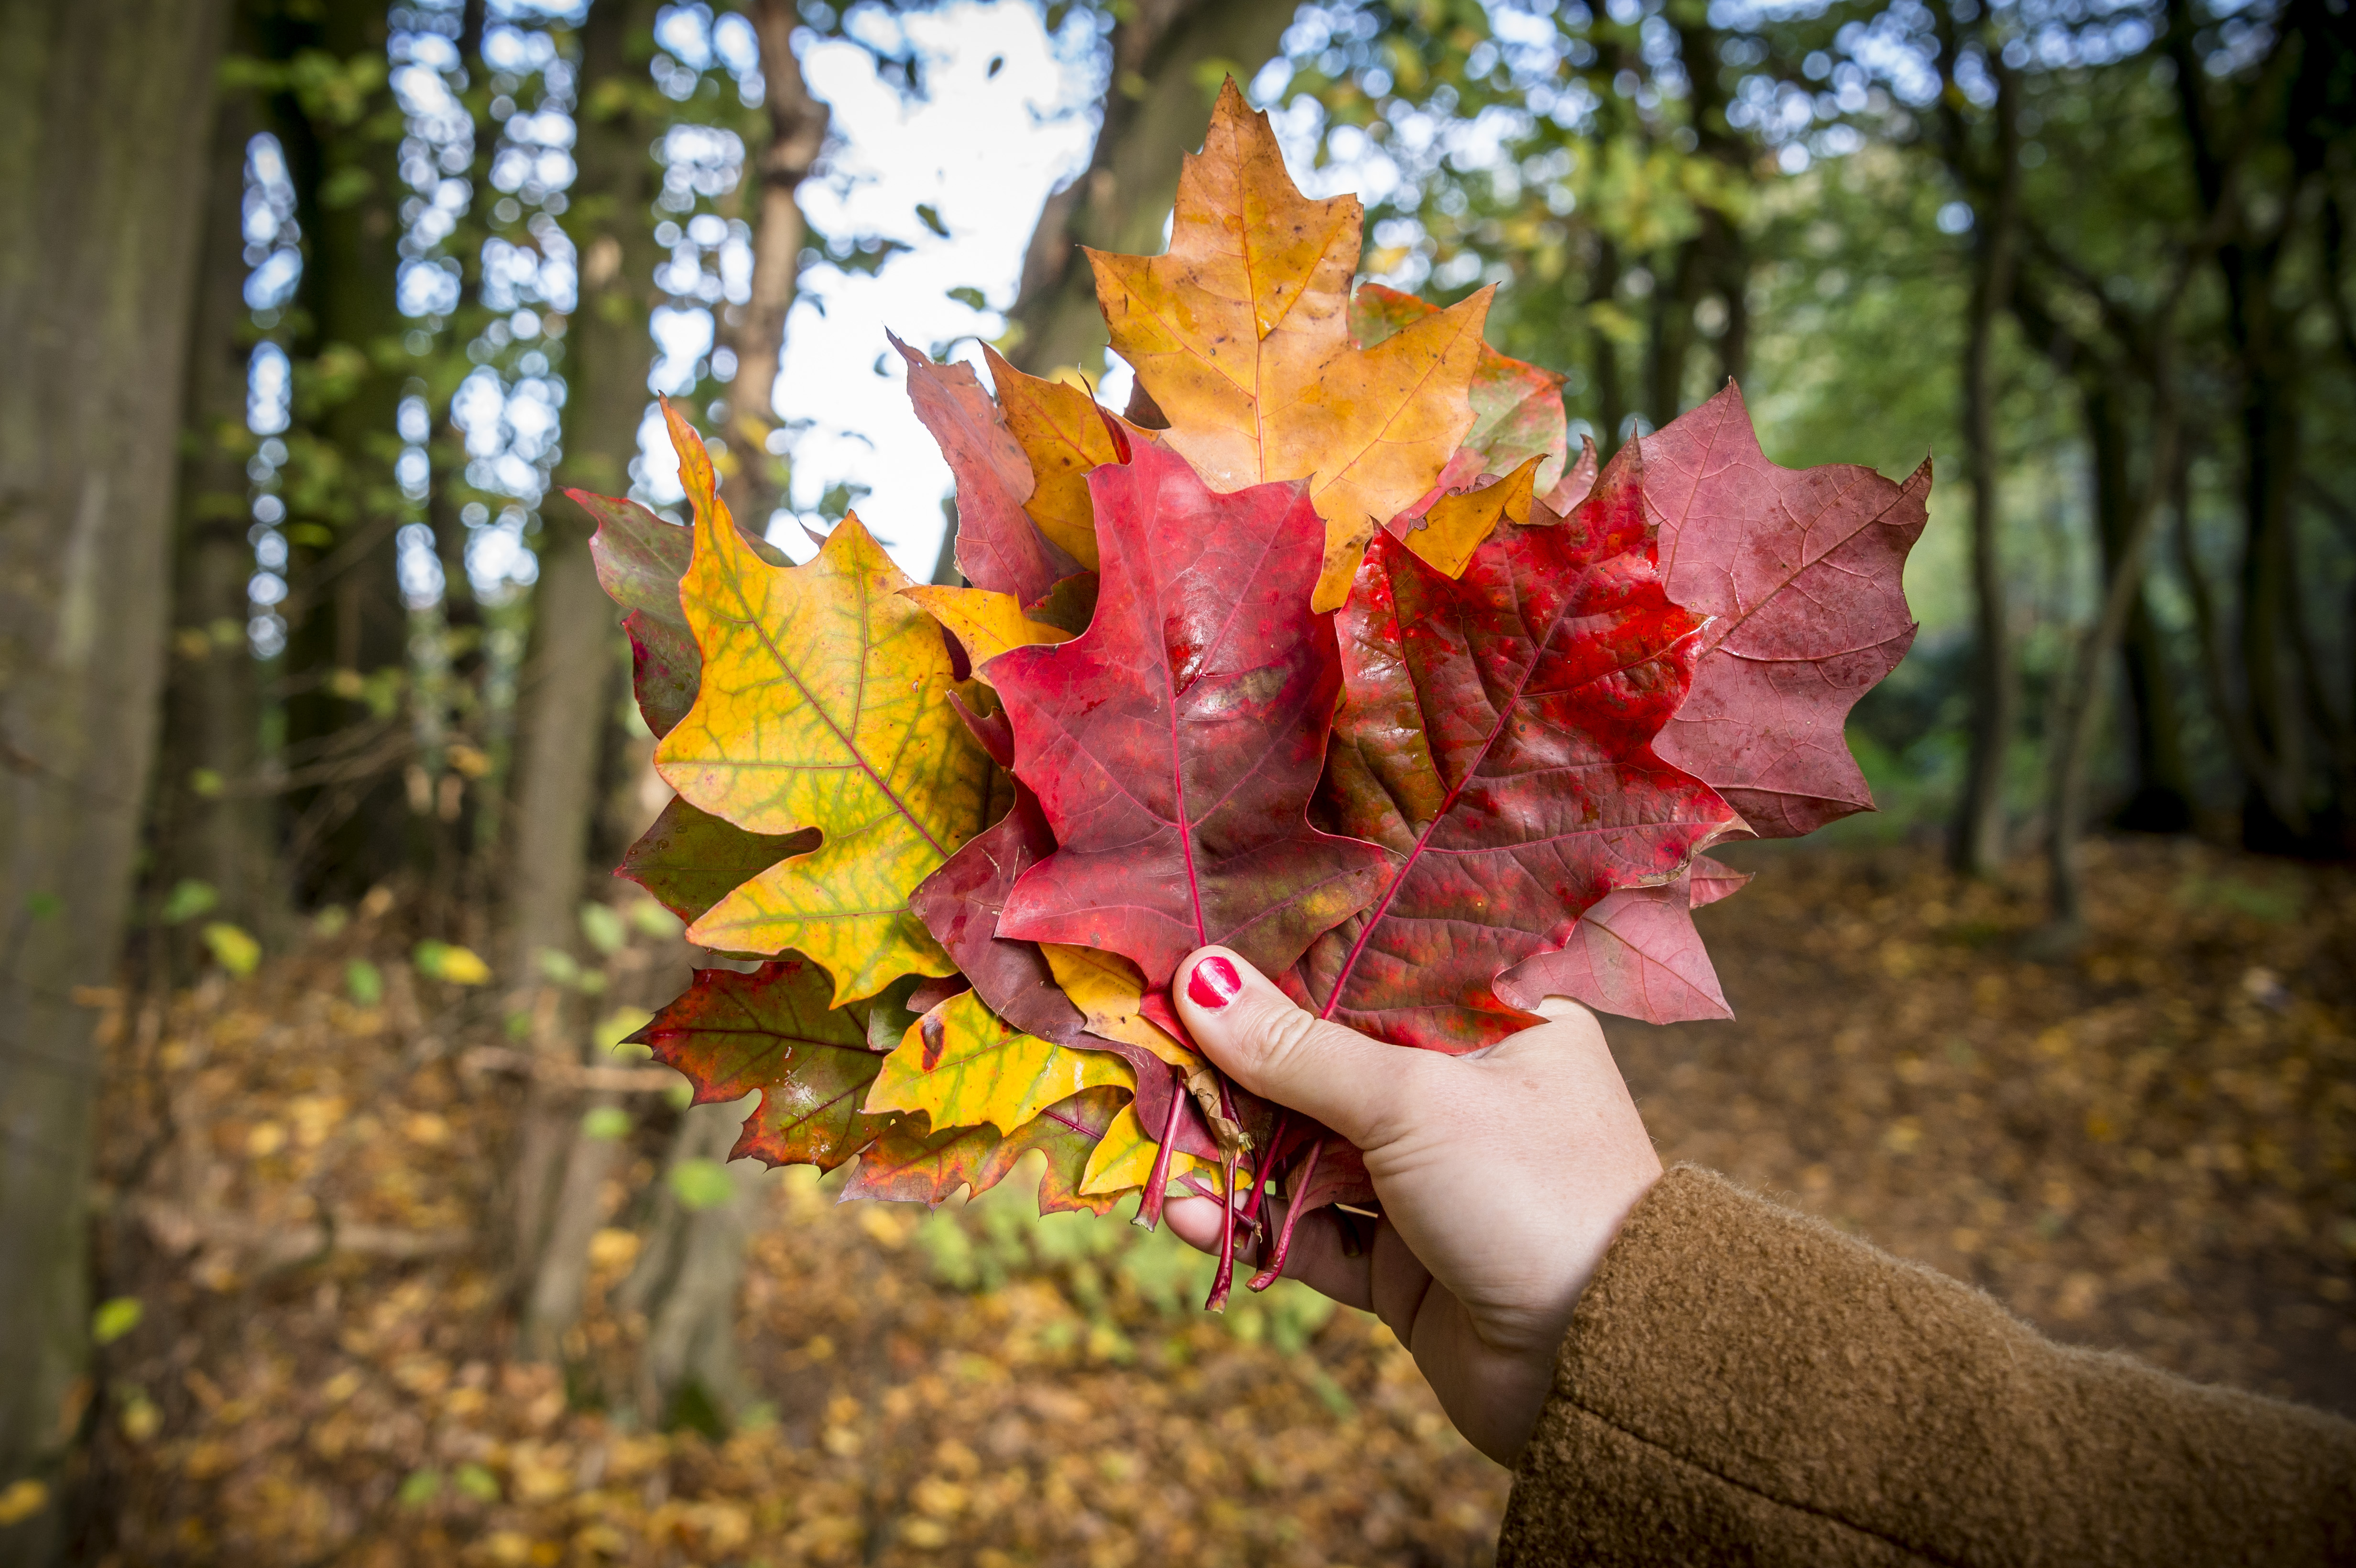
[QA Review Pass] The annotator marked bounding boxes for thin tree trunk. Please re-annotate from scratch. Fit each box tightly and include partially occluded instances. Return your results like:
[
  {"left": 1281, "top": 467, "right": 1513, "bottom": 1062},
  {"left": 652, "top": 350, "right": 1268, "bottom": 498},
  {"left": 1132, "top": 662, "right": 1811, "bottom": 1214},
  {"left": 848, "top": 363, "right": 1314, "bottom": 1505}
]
[
  {"left": 269, "top": 3, "right": 416, "bottom": 904},
  {"left": 1939, "top": 11, "right": 2023, "bottom": 878},
  {"left": 614, "top": 1104, "right": 766, "bottom": 1426},
  {"left": 2048, "top": 369, "right": 2181, "bottom": 930},
  {"left": 716, "top": 0, "right": 829, "bottom": 533},
  {"left": 2083, "top": 378, "right": 2192, "bottom": 831},
  {"left": 1589, "top": 237, "right": 1628, "bottom": 457},
  {"left": 0, "top": 1, "right": 229, "bottom": 1555},
  {"left": 509, "top": 0, "right": 665, "bottom": 1356},
  {"left": 157, "top": 71, "right": 284, "bottom": 948},
  {"left": 1005, "top": 0, "right": 1295, "bottom": 379}
]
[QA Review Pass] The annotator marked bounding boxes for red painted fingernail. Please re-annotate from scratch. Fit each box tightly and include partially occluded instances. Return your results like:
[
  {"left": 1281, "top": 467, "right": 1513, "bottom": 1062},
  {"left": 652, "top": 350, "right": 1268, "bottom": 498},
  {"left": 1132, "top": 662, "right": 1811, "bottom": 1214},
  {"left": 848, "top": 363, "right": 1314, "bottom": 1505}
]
[{"left": 1187, "top": 956, "right": 1242, "bottom": 1010}]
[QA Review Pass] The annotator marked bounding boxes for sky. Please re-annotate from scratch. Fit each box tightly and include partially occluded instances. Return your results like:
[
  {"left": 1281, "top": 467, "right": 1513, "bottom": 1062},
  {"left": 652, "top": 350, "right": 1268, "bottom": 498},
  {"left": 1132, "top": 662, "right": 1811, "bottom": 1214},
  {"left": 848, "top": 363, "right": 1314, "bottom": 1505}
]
[
  {"left": 633, "top": 4, "right": 1329, "bottom": 585},
  {"left": 638, "top": 2, "right": 1108, "bottom": 583}
]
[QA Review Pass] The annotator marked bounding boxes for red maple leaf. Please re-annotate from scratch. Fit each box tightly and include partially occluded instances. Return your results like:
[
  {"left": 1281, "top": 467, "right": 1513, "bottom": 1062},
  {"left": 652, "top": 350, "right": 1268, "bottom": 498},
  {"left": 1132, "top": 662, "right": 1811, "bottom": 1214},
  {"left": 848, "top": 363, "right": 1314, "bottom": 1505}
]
[
  {"left": 1643, "top": 384, "right": 1932, "bottom": 838},
  {"left": 893, "top": 333, "right": 1079, "bottom": 608},
  {"left": 1493, "top": 852, "right": 1751, "bottom": 1024},
  {"left": 908, "top": 786, "right": 1229, "bottom": 1165},
  {"left": 1295, "top": 442, "right": 1741, "bottom": 1052},
  {"left": 990, "top": 439, "right": 1391, "bottom": 989}
]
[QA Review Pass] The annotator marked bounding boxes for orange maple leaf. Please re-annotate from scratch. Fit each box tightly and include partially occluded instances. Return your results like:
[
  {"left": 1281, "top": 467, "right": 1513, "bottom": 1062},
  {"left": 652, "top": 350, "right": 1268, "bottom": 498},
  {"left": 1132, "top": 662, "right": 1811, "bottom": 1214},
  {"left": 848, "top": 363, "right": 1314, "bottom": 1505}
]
[{"left": 1086, "top": 79, "right": 1491, "bottom": 610}]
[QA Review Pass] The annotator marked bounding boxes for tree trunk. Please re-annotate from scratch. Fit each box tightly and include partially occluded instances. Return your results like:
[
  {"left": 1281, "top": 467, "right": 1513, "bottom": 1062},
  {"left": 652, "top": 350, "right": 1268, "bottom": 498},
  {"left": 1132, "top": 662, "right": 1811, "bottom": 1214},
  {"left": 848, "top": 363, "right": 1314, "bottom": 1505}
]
[
  {"left": 1005, "top": 0, "right": 1295, "bottom": 379},
  {"left": 1939, "top": 10, "right": 2022, "bottom": 878},
  {"left": 509, "top": 0, "right": 665, "bottom": 1355},
  {"left": 1588, "top": 236, "right": 1628, "bottom": 457},
  {"left": 2048, "top": 366, "right": 2181, "bottom": 931},
  {"left": 716, "top": 0, "right": 829, "bottom": 533},
  {"left": 2083, "top": 377, "right": 2192, "bottom": 831},
  {"left": 0, "top": 1, "right": 229, "bottom": 1555},
  {"left": 156, "top": 70, "right": 284, "bottom": 948},
  {"left": 268, "top": 3, "right": 416, "bottom": 904},
  {"left": 614, "top": 1104, "right": 768, "bottom": 1427}
]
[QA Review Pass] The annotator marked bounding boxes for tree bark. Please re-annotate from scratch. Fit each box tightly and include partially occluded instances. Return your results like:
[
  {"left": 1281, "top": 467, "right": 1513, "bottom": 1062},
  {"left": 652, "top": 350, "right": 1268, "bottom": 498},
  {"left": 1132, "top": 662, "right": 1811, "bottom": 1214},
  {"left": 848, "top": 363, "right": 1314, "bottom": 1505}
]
[
  {"left": 509, "top": 0, "right": 666, "bottom": 1354},
  {"left": 268, "top": 2, "right": 417, "bottom": 904},
  {"left": 1005, "top": 0, "right": 1295, "bottom": 379},
  {"left": 0, "top": 0, "right": 230, "bottom": 1555},
  {"left": 156, "top": 67, "right": 285, "bottom": 947},
  {"left": 716, "top": 0, "right": 829, "bottom": 533},
  {"left": 2166, "top": 0, "right": 2330, "bottom": 848},
  {"left": 2048, "top": 368, "right": 2181, "bottom": 930},
  {"left": 1937, "top": 7, "right": 2022, "bottom": 878},
  {"left": 2082, "top": 377, "right": 2192, "bottom": 831}
]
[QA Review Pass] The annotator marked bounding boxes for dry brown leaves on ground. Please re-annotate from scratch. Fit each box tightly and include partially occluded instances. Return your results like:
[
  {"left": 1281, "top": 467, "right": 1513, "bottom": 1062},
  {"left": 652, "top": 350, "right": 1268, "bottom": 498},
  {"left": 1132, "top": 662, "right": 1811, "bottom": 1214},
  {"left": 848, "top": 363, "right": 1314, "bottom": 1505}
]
[{"left": 76, "top": 835, "right": 2356, "bottom": 1565}]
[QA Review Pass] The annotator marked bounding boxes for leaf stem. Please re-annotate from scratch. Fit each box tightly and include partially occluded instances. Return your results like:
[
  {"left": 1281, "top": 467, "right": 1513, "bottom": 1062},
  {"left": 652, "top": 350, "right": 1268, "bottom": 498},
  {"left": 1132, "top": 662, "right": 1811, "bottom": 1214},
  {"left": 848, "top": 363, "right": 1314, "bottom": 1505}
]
[
  {"left": 1205, "top": 1152, "right": 1239, "bottom": 1313},
  {"left": 1133, "top": 1070, "right": 1187, "bottom": 1231},
  {"left": 1250, "top": 1137, "right": 1322, "bottom": 1292}
]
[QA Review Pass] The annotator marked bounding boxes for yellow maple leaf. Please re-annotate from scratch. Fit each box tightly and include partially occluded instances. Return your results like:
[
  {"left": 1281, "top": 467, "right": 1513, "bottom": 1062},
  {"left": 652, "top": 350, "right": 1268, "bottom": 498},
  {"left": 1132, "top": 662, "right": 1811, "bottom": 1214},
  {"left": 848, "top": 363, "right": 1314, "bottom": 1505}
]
[
  {"left": 1087, "top": 79, "right": 1490, "bottom": 611},
  {"left": 1079, "top": 1103, "right": 1225, "bottom": 1198},
  {"left": 1039, "top": 944, "right": 1203, "bottom": 1070},
  {"left": 900, "top": 584, "right": 1073, "bottom": 683},
  {"left": 653, "top": 402, "right": 997, "bottom": 1004},
  {"left": 1396, "top": 454, "right": 1541, "bottom": 578},
  {"left": 983, "top": 346, "right": 1115, "bottom": 570},
  {"left": 865, "top": 989, "right": 1134, "bottom": 1136}
]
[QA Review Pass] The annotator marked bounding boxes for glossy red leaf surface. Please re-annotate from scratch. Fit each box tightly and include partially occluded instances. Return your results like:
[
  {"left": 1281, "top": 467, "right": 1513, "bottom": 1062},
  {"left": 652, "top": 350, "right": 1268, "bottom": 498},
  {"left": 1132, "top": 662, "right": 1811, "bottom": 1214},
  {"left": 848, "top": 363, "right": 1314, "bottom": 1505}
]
[
  {"left": 841, "top": 1084, "right": 1128, "bottom": 1214},
  {"left": 992, "top": 440, "right": 1390, "bottom": 988},
  {"left": 1295, "top": 443, "right": 1740, "bottom": 1052},
  {"left": 1643, "top": 384, "right": 1931, "bottom": 838},
  {"left": 630, "top": 957, "right": 897, "bottom": 1170},
  {"left": 893, "top": 333, "right": 1079, "bottom": 607},
  {"left": 617, "top": 794, "right": 817, "bottom": 925}
]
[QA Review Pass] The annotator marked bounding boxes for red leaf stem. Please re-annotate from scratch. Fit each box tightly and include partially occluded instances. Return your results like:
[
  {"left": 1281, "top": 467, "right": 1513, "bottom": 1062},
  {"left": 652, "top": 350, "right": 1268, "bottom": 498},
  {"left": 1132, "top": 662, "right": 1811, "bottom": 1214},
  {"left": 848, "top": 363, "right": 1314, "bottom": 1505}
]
[{"left": 1249, "top": 1136, "right": 1323, "bottom": 1292}]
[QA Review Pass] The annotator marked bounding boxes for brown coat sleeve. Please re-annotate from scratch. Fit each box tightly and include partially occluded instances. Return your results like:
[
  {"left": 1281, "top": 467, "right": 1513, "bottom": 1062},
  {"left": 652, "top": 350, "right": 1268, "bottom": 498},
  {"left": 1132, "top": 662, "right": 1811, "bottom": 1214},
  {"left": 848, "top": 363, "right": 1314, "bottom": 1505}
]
[{"left": 1498, "top": 1165, "right": 2356, "bottom": 1567}]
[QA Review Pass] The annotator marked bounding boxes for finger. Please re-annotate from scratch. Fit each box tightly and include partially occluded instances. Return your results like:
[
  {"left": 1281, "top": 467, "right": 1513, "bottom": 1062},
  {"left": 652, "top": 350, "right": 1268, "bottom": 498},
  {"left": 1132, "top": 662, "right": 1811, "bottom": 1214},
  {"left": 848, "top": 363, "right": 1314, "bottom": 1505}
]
[
  {"left": 1172, "top": 947, "right": 1425, "bottom": 1149},
  {"left": 1163, "top": 1193, "right": 1374, "bottom": 1311}
]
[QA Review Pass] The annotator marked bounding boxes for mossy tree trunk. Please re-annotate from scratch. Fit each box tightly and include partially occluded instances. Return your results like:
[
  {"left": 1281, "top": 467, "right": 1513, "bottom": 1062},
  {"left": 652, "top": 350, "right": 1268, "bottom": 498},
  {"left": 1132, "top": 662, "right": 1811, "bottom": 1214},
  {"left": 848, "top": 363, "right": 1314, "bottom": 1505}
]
[{"left": 0, "top": 0, "right": 230, "bottom": 1556}]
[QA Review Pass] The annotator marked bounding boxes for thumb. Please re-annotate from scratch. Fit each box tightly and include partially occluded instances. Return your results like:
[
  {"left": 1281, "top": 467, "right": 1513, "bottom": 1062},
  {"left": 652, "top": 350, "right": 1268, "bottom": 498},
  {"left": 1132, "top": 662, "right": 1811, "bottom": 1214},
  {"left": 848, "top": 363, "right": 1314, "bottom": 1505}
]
[{"left": 1172, "top": 947, "right": 1421, "bottom": 1151}]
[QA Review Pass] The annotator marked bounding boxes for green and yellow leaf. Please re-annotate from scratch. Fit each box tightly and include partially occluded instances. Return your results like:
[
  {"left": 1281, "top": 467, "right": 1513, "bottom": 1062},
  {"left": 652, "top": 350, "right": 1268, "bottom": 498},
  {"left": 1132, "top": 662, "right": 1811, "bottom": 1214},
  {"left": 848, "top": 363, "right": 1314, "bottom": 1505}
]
[
  {"left": 652, "top": 401, "right": 998, "bottom": 1003},
  {"left": 865, "top": 989, "right": 1134, "bottom": 1136}
]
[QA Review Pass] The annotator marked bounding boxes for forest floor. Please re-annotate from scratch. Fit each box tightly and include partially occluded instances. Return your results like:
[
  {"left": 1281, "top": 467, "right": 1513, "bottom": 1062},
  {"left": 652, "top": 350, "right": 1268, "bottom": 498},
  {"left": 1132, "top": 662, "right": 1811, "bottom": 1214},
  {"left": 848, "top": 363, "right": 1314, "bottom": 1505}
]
[{"left": 72, "top": 834, "right": 2356, "bottom": 1568}]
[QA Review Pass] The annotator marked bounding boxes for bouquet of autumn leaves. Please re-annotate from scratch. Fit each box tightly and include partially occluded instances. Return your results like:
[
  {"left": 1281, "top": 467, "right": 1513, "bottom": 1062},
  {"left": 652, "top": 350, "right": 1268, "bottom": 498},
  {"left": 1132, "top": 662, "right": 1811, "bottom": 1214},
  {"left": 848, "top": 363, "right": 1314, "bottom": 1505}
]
[{"left": 571, "top": 84, "right": 1931, "bottom": 1309}]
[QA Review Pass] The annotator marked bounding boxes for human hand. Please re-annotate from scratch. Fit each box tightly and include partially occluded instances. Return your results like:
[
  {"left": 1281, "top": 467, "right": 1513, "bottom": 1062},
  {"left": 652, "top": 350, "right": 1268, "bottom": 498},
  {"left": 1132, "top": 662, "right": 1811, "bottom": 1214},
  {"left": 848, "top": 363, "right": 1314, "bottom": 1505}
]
[{"left": 1162, "top": 947, "right": 1662, "bottom": 1466}]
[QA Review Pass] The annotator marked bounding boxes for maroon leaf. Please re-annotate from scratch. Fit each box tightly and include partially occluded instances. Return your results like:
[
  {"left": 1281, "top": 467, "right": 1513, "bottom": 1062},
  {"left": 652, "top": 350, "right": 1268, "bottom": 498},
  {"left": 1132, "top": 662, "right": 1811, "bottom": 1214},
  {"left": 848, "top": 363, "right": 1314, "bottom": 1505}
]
[
  {"left": 1294, "top": 441, "right": 1741, "bottom": 1052},
  {"left": 908, "top": 788, "right": 1228, "bottom": 1163},
  {"left": 840, "top": 1084, "right": 1129, "bottom": 1214},
  {"left": 618, "top": 794, "right": 817, "bottom": 925},
  {"left": 892, "top": 332, "right": 1080, "bottom": 607},
  {"left": 992, "top": 440, "right": 1391, "bottom": 988},
  {"left": 630, "top": 957, "right": 899, "bottom": 1169},
  {"left": 1642, "top": 384, "right": 1932, "bottom": 838},
  {"left": 623, "top": 611, "right": 700, "bottom": 737}
]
